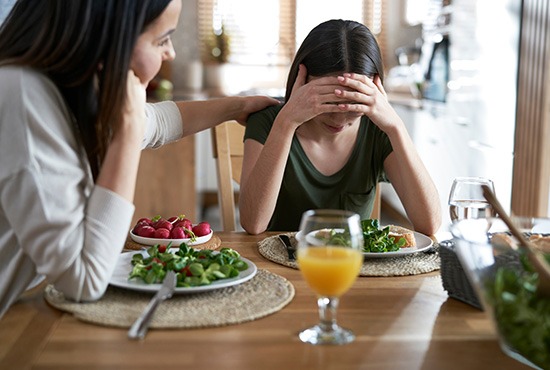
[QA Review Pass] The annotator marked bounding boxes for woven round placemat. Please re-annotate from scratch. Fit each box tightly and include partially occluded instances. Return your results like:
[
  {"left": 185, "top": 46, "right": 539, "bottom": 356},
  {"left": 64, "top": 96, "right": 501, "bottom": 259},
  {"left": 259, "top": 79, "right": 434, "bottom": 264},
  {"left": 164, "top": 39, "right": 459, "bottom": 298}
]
[
  {"left": 258, "top": 234, "right": 440, "bottom": 277},
  {"left": 44, "top": 269, "right": 294, "bottom": 329},
  {"left": 124, "top": 234, "right": 222, "bottom": 251}
]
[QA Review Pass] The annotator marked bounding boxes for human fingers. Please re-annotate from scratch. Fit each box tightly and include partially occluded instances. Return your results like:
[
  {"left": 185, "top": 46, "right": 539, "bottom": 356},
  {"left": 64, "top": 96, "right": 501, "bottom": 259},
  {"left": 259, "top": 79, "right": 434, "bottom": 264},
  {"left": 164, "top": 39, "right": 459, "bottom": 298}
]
[
  {"left": 335, "top": 73, "right": 398, "bottom": 130},
  {"left": 287, "top": 76, "right": 345, "bottom": 109},
  {"left": 290, "top": 64, "right": 308, "bottom": 96},
  {"left": 282, "top": 83, "right": 345, "bottom": 127},
  {"left": 122, "top": 70, "right": 147, "bottom": 134},
  {"left": 338, "top": 73, "right": 376, "bottom": 93},
  {"left": 235, "top": 96, "right": 281, "bottom": 125},
  {"left": 125, "top": 70, "right": 147, "bottom": 109},
  {"left": 334, "top": 72, "right": 384, "bottom": 106},
  {"left": 296, "top": 75, "right": 353, "bottom": 107},
  {"left": 292, "top": 69, "right": 345, "bottom": 99},
  {"left": 290, "top": 81, "right": 349, "bottom": 112},
  {"left": 373, "top": 75, "right": 387, "bottom": 98}
]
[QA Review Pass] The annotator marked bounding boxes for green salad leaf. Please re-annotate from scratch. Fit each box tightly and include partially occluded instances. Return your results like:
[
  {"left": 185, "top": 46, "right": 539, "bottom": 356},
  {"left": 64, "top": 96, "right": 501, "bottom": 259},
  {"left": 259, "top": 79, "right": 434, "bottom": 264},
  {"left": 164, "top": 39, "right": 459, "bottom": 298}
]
[
  {"left": 361, "top": 219, "right": 406, "bottom": 253},
  {"left": 485, "top": 253, "right": 550, "bottom": 369},
  {"left": 315, "top": 219, "right": 406, "bottom": 253},
  {"left": 128, "top": 244, "right": 249, "bottom": 287}
]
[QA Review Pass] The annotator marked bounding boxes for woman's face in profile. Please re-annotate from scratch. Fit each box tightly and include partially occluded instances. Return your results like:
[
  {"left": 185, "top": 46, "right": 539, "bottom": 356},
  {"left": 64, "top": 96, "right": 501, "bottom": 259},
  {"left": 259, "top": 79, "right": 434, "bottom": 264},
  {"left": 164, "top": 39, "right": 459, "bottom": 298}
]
[{"left": 131, "top": 0, "right": 182, "bottom": 85}]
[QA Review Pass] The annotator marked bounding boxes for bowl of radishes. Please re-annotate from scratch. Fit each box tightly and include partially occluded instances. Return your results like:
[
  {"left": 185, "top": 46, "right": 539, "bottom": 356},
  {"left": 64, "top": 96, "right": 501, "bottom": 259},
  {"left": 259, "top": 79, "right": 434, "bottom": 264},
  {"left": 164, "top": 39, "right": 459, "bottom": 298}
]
[{"left": 130, "top": 215, "right": 213, "bottom": 246}]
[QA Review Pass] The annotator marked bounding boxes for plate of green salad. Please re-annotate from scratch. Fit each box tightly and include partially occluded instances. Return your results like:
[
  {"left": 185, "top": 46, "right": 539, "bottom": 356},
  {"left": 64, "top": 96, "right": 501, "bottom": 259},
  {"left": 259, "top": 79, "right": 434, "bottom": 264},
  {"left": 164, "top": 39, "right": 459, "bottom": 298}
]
[
  {"left": 295, "top": 219, "right": 433, "bottom": 258},
  {"left": 110, "top": 244, "right": 257, "bottom": 293},
  {"left": 362, "top": 231, "right": 433, "bottom": 258}
]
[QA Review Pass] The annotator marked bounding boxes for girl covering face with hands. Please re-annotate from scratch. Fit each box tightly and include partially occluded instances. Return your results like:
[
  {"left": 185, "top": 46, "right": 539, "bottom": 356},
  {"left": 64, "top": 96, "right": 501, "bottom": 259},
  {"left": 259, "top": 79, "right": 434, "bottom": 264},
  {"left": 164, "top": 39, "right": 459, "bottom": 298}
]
[
  {"left": 0, "top": 0, "right": 277, "bottom": 317},
  {"left": 239, "top": 19, "right": 441, "bottom": 235}
]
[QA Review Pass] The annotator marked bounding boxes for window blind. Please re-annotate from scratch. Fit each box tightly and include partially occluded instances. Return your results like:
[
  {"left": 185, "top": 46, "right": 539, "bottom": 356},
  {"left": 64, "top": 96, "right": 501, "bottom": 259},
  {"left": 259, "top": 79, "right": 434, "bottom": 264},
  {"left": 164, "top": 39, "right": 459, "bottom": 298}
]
[{"left": 198, "top": 0, "right": 383, "bottom": 66}]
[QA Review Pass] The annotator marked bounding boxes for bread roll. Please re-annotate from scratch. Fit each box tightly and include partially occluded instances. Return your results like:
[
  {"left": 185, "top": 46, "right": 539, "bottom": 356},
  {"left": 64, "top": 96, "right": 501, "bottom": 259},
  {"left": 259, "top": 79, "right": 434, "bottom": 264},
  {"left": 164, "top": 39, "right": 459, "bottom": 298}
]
[
  {"left": 490, "top": 233, "right": 517, "bottom": 248},
  {"left": 490, "top": 233, "right": 550, "bottom": 254},
  {"left": 529, "top": 234, "right": 550, "bottom": 253},
  {"left": 387, "top": 225, "right": 416, "bottom": 248}
]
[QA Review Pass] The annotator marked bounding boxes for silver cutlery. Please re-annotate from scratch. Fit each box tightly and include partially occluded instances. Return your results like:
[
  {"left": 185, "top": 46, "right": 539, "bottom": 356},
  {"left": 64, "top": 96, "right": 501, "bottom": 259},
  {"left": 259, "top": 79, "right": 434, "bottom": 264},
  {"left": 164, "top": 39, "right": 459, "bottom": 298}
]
[
  {"left": 128, "top": 270, "right": 177, "bottom": 340},
  {"left": 278, "top": 234, "right": 296, "bottom": 261}
]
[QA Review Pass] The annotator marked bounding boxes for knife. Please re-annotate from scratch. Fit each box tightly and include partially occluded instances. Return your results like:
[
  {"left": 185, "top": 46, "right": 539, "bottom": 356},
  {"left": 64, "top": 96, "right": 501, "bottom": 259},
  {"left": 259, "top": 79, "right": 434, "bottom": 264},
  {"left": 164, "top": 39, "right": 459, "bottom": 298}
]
[
  {"left": 128, "top": 270, "right": 177, "bottom": 340},
  {"left": 278, "top": 234, "right": 296, "bottom": 261}
]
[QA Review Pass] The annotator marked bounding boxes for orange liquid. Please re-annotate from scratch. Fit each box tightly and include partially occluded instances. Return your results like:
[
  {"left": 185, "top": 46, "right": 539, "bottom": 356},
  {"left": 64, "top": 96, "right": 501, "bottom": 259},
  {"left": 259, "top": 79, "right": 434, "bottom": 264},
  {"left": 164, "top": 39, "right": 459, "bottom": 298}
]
[{"left": 297, "top": 246, "right": 362, "bottom": 297}]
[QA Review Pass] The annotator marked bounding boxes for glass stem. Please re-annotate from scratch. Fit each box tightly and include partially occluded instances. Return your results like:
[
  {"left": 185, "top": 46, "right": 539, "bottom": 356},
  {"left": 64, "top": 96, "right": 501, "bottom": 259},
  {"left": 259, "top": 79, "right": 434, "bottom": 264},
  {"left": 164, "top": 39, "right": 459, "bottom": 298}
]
[{"left": 317, "top": 296, "right": 339, "bottom": 332}]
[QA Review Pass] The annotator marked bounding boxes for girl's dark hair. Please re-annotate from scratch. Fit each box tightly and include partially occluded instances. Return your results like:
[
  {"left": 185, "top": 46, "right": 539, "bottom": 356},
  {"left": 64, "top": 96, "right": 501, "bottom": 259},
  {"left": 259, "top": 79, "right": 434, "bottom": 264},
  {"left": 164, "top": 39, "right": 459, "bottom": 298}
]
[
  {"left": 0, "top": 0, "right": 171, "bottom": 178},
  {"left": 284, "top": 19, "right": 384, "bottom": 102}
]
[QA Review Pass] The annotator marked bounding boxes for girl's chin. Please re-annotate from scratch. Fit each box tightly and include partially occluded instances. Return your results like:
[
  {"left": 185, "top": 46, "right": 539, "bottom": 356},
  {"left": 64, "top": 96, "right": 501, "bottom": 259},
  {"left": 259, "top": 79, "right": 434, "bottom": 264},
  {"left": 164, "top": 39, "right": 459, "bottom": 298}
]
[{"left": 324, "top": 124, "right": 346, "bottom": 133}]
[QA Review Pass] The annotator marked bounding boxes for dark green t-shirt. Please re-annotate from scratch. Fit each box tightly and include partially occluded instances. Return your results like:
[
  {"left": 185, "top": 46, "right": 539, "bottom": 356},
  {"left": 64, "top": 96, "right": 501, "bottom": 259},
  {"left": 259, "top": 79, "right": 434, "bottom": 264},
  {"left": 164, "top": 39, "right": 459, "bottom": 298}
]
[{"left": 244, "top": 105, "right": 393, "bottom": 231}]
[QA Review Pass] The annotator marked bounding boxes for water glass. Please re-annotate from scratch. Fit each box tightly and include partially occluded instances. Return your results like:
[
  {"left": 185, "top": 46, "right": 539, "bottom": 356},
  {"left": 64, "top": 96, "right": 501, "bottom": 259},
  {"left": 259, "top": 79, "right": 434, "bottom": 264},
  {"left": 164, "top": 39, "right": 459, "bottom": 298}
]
[{"left": 448, "top": 177, "right": 495, "bottom": 222}]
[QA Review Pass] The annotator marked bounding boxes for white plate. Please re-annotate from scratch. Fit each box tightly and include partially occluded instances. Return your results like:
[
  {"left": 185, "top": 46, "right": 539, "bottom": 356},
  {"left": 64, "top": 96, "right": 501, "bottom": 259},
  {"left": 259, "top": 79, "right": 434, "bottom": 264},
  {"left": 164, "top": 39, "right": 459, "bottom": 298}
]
[
  {"left": 295, "top": 229, "right": 343, "bottom": 246},
  {"left": 109, "top": 250, "right": 257, "bottom": 294},
  {"left": 362, "top": 231, "right": 433, "bottom": 258},
  {"left": 294, "top": 229, "right": 433, "bottom": 258},
  {"left": 129, "top": 229, "right": 213, "bottom": 247}
]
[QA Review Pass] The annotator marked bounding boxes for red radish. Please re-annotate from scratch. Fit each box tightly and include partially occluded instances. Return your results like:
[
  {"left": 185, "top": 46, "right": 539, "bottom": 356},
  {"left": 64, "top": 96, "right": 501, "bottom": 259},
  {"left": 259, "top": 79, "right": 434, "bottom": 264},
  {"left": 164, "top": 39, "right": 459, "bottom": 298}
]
[
  {"left": 132, "top": 215, "right": 213, "bottom": 241},
  {"left": 152, "top": 219, "right": 173, "bottom": 231},
  {"left": 192, "top": 222, "right": 211, "bottom": 237},
  {"left": 170, "top": 226, "right": 185, "bottom": 239},
  {"left": 174, "top": 218, "right": 192, "bottom": 230},
  {"left": 132, "top": 223, "right": 142, "bottom": 234},
  {"left": 136, "top": 217, "right": 152, "bottom": 226},
  {"left": 154, "top": 228, "right": 170, "bottom": 239},
  {"left": 135, "top": 225, "right": 155, "bottom": 238}
]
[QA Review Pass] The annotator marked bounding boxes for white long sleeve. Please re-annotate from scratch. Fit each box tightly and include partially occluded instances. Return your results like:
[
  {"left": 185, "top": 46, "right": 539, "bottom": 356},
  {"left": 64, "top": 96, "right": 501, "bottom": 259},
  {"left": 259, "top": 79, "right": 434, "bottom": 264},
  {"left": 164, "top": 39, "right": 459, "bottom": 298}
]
[{"left": 0, "top": 66, "right": 183, "bottom": 317}]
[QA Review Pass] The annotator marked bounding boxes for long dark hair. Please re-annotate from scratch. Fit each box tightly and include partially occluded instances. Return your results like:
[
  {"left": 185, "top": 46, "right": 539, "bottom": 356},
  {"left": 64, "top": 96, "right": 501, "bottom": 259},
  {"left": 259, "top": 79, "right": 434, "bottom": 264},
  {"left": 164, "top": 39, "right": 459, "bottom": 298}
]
[
  {"left": 0, "top": 0, "right": 171, "bottom": 178},
  {"left": 284, "top": 19, "right": 384, "bottom": 102}
]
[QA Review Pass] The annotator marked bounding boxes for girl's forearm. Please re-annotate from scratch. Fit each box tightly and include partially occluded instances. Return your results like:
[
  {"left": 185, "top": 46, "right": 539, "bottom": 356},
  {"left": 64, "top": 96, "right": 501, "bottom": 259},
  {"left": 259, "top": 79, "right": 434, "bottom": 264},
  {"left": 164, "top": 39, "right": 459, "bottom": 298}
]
[
  {"left": 239, "top": 121, "right": 296, "bottom": 234},
  {"left": 385, "top": 124, "right": 441, "bottom": 235}
]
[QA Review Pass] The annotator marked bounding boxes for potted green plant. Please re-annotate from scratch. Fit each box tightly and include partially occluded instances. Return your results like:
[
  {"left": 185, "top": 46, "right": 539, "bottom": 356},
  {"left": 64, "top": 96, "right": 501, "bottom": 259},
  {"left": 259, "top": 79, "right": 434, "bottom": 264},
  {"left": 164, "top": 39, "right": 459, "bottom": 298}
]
[
  {"left": 205, "top": 25, "right": 230, "bottom": 64},
  {"left": 203, "top": 25, "right": 231, "bottom": 95}
]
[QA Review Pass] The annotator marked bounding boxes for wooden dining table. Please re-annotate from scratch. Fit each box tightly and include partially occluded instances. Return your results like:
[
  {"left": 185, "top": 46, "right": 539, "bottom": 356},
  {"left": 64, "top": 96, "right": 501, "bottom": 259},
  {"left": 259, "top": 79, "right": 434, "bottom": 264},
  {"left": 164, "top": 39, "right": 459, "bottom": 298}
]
[{"left": 0, "top": 232, "right": 531, "bottom": 370}]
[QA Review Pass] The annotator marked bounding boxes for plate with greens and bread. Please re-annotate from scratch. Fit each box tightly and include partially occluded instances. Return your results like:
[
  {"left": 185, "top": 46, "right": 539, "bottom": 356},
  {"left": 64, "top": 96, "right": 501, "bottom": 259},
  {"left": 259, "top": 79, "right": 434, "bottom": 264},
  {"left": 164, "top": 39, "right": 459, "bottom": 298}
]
[{"left": 295, "top": 219, "right": 433, "bottom": 258}]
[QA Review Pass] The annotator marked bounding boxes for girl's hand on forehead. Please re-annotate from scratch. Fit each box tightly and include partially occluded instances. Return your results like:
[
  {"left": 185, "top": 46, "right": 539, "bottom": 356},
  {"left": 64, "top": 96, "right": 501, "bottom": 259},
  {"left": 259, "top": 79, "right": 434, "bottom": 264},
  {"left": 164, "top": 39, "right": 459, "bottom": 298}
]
[
  {"left": 280, "top": 65, "right": 349, "bottom": 127},
  {"left": 333, "top": 73, "right": 386, "bottom": 108},
  {"left": 333, "top": 73, "right": 400, "bottom": 132},
  {"left": 291, "top": 65, "right": 345, "bottom": 98},
  {"left": 336, "top": 73, "right": 383, "bottom": 96}
]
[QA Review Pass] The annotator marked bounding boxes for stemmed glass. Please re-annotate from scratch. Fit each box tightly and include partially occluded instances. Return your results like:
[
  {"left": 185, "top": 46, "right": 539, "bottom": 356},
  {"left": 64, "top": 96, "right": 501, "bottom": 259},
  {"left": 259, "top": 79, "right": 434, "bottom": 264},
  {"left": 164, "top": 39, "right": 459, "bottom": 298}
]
[
  {"left": 296, "top": 209, "right": 364, "bottom": 345},
  {"left": 448, "top": 177, "right": 495, "bottom": 223}
]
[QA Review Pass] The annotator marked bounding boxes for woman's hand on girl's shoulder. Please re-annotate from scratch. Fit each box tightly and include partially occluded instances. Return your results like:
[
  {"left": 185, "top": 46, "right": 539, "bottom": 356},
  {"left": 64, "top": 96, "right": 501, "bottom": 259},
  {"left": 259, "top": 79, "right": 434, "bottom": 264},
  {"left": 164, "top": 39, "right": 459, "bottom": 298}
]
[{"left": 235, "top": 96, "right": 280, "bottom": 125}]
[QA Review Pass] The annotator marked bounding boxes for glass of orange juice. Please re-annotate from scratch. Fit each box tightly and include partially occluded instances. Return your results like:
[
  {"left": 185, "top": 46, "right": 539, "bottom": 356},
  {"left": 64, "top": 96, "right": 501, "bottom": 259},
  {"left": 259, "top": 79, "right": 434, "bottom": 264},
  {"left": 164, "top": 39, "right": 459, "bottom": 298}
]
[{"left": 296, "top": 209, "right": 364, "bottom": 345}]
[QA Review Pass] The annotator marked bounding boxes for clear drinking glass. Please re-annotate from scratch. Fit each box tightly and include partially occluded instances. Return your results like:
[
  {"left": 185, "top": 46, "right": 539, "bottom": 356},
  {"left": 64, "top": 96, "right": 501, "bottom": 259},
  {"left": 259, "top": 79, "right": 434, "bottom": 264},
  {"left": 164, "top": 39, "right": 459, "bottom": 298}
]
[
  {"left": 296, "top": 209, "right": 364, "bottom": 345},
  {"left": 448, "top": 177, "right": 495, "bottom": 223}
]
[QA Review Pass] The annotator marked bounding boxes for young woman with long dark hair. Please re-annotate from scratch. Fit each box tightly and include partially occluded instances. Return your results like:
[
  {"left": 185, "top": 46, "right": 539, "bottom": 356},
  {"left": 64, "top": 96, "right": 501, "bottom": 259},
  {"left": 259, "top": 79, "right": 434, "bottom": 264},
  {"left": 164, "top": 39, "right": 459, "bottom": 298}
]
[{"left": 0, "top": 0, "right": 277, "bottom": 317}]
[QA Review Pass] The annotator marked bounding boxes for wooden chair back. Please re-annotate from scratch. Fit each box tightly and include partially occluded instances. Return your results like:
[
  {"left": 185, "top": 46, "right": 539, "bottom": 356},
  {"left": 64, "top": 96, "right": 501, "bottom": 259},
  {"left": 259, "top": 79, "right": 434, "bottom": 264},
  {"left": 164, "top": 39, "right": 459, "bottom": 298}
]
[{"left": 211, "top": 121, "right": 245, "bottom": 231}]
